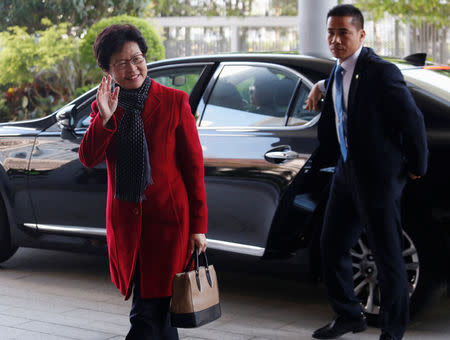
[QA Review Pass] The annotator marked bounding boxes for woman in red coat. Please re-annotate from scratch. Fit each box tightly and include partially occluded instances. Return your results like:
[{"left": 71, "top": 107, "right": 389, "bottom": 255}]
[{"left": 79, "top": 24, "right": 208, "bottom": 340}]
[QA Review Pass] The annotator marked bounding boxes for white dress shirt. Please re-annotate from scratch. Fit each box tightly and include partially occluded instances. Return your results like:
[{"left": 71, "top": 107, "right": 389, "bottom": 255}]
[{"left": 318, "top": 45, "right": 363, "bottom": 145}]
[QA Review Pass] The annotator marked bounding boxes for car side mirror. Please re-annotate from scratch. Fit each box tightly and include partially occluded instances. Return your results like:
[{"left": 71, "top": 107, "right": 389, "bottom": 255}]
[{"left": 56, "top": 104, "right": 76, "bottom": 139}]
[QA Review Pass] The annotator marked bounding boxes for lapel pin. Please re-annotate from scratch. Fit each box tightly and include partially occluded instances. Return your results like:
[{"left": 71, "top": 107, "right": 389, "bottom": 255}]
[{"left": 355, "top": 74, "right": 359, "bottom": 79}]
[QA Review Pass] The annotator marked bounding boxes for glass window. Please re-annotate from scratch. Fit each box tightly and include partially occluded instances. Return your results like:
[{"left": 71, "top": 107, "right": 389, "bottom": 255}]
[
  {"left": 75, "top": 102, "right": 94, "bottom": 128},
  {"left": 150, "top": 65, "right": 205, "bottom": 95},
  {"left": 288, "top": 83, "right": 319, "bottom": 126},
  {"left": 79, "top": 114, "right": 92, "bottom": 128},
  {"left": 200, "top": 65, "right": 298, "bottom": 128}
]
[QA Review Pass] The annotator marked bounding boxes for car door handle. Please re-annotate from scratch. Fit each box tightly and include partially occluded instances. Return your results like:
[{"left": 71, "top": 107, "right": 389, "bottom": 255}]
[
  {"left": 320, "top": 166, "right": 335, "bottom": 173},
  {"left": 265, "top": 150, "right": 299, "bottom": 161}
]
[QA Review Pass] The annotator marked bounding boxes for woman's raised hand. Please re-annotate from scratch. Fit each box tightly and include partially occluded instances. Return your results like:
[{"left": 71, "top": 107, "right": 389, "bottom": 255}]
[{"left": 97, "top": 74, "right": 119, "bottom": 126}]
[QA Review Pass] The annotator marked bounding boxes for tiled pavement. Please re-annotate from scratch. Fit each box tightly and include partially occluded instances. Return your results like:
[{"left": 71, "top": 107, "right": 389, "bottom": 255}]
[{"left": 0, "top": 248, "right": 448, "bottom": 340}]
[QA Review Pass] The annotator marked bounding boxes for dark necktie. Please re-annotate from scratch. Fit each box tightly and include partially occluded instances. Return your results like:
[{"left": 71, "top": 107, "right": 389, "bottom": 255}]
[{"left": 334, "top": 64, "right": 348, "bottom": 161}]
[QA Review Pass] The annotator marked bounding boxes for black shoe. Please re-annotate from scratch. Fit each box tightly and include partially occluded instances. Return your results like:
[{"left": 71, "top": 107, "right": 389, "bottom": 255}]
[
  {"left": 380, "top": 332, "right": 394, "bottom": 340},
  {"left": 312, "top": 315, "right": 368, "bottom": 339}
]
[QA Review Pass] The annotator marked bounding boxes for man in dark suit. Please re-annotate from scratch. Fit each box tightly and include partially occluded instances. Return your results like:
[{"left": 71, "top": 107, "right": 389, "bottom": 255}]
[{"left": 305, "top": 5, "right": 428, "bottom": 340}]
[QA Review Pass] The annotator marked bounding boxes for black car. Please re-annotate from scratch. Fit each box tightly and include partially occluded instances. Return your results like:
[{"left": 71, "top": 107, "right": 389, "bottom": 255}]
[{"left": 0, "top": 54, "right": 448, "bottom": 323}]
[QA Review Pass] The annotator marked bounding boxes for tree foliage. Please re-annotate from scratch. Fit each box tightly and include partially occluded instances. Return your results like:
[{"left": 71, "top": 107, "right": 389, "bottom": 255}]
[
  {"left": 355, "top": 0, "right": 450, "bottom": 27},
  {"left": 0, "top": 13, "right": 166, "bottom": 122},
  {"left": 269, "top": 0, "right": 297, "bottom": 16},
  {"left": 212, "top": 0, "right": 254, "bottom": 16},
  {"left": 146, "top": 0, "right": 254, "bottom": 17},
  {"left": 0, "top": 19, "right": 79, "bottom": 121},
  {"left": 0, "top": 19, "right": 76, "bottom": 87},
  {"left": 0, "top": 0, "right": 150, "bottom": 34}
]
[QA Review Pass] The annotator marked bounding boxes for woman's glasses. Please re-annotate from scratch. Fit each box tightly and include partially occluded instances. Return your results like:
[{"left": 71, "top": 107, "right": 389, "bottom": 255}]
[{"left": 111, "top": 54, "right": 146, "bottom": 70}]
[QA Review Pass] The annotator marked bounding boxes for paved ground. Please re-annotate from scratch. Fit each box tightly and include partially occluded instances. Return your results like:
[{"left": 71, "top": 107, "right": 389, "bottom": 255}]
[{"left": 0, "top": 248, "right": 448, "bottom": 340}]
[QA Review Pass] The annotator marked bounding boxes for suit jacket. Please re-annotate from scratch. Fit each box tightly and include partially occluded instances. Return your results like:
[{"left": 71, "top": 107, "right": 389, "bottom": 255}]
[
  {"left": 316, "top": 47, "right": 428, "bottom": 199},
  {"left": 79, "top": 81, "right": 207, "bottom": 299}
]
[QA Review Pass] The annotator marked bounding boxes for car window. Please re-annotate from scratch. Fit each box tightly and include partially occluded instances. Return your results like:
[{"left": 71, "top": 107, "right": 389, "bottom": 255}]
[
  {"left": 150, "top": 65, "right": 205, "bottom": 95},
  {"left": 79, "top": 114, "right": 92, "bottom": 128},
  {"left": 288, "top": 83, "right": 319, "bottom": 126},
  {"left": 200, "top": 65, "right": 299, "bottom": 127}
]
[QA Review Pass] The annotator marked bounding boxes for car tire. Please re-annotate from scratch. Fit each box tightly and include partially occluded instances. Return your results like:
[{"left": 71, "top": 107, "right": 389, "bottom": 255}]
[
  {"left": 0, "top": 200, "right": 17, "bottom": 263},
  {"left": 351, "top": 225, "right": 444, "bottom": 326}
]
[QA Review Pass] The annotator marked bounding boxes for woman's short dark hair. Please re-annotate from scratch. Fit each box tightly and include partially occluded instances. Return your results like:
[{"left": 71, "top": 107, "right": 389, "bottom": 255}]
[
  {"left": 93, "top": 24, "right": 148, "bottom": 71},
  {"left": 327, "top": 4, "right": 364, "bottom": 30}
]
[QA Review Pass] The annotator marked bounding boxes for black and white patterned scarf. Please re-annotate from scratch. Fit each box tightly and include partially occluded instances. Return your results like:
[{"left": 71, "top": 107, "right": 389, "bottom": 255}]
[{"left": 114, "top": 76, "right": 152, "bottom": 202}]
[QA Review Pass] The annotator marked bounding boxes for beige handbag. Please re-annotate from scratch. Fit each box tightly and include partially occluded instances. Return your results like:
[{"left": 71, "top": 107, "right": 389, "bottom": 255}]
[{"left": 170, "top": 248, "right": 221, "bottom": 328}]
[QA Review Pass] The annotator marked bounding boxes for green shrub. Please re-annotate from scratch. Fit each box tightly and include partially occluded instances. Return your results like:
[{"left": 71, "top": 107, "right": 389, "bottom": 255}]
[
  {"left": 0, "top": 20, "right": 77, "bottom": 88},
  {"left": 0, "top": 97, "right": 10, "bottom": 122},
  {"left": 74, "top": 84, "right": 97, "bottom": 98},
  {"left": 79, "top": 15, "right": 165, "bottom": 84}
]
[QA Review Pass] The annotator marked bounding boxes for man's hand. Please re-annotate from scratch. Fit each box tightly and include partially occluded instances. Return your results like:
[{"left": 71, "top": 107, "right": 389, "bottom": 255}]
[
  {"left": 97, "top": 74, "right": 119, "bottom": 126},
  {"left": 189, "top": 233, "right": 207, "bottom": 253},
  {"left": 408, "top": 172, "right": 421, "bottom": 180},
  {"left": 305, "top": 83, "right": 324, "bottom": 112}
]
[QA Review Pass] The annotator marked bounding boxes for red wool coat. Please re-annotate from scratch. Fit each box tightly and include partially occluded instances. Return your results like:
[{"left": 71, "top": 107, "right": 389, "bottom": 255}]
[{"left": 79, "top": 81, "right": 207, "bottom": 299}]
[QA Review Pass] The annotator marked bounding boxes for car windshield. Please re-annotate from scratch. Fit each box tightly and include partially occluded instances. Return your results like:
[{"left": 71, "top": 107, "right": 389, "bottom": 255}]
[{"left": 399, "top": 66, "right": 450, "bottom": 102}]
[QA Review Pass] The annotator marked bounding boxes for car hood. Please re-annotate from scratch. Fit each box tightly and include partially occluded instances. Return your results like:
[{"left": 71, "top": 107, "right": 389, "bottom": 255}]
[
  {"left": 0, "top": 113, "right": 56, "bottom": 136},
  {"left": 0, "top": 124, "right": 41, "bottom": 137}
]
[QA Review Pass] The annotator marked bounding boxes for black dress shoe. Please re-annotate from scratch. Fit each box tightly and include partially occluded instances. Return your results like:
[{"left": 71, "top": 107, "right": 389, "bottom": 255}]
[
  {"left": 312, "top": 315, "right": 368, "bottom": 339},
  {"left": 380, "top": 332, "right": 394, "bottom": 340}
]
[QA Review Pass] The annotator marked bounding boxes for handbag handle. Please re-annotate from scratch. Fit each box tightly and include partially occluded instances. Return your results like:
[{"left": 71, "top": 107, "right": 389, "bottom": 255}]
[{"left": 184, "top": 247, "right": 213, "bottom": 290}]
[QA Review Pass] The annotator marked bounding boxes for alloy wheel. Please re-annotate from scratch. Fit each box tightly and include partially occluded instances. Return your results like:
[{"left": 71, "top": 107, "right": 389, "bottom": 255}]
[{"left": 350, "top": 230, "right": 420, "bottom": 315}]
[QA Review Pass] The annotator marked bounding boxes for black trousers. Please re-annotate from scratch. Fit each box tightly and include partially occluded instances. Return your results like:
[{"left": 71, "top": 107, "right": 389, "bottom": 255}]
[
  {"left": 320, "top": 158, "right": 409, "bottom": 340},
  {"left": 126, "top": 269, "right": 179, "bottom": 340}
]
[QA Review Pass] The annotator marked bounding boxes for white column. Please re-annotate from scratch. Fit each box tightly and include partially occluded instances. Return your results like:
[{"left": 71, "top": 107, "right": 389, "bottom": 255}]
[
  {"left": 230, "top": 24, "right": 239, "bottom": 52},
  {"left": 298, "top": 0, "right": 337, "bottom": 57}
]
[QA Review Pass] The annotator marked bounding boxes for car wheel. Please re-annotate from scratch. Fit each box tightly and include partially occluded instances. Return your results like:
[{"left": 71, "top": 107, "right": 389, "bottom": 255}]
[
  {"left": 351, "top": 226, "right": 443, "bottom": 326},
  {"left": 0, "top": 202, "right": 17, "bottom": 263}
]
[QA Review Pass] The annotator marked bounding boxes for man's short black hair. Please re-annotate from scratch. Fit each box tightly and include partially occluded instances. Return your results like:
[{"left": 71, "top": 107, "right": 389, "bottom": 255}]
[
  {"left": 327, "top": 4, "right": 364, "bottom": 30},
  {"left": 93, "top": 24, "right": 148, "bottom": 71}
]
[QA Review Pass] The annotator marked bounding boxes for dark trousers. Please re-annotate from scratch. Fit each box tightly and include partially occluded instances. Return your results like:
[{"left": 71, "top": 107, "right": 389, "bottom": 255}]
[
  {"left": 320, "top": 158, "right": 409, "bottom": 340},
  {"left": 126, "top": 269, "right": 179, "bottom": 340}
]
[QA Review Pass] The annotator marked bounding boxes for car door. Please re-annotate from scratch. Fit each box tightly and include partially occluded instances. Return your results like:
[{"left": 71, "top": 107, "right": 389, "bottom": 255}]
[
  {"left": 26, "top": 64, "right": 210, "bottom": 237},
  {"left": 0, "top": 129, "right": 39, "bottom": 237},
  {"left": 26, "top": 92, "right": 107, "bottom": 236},
  {"left": 196, "top": 62, "right": 321, "bottom": 255}
]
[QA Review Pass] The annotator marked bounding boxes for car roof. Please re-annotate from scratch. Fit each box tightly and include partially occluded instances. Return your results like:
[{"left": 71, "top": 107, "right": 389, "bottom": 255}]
[{"left": 148, "top": 53, "right": 335, "bottom": 74}]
